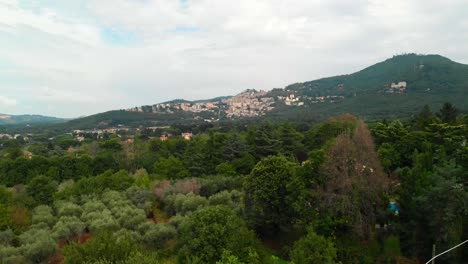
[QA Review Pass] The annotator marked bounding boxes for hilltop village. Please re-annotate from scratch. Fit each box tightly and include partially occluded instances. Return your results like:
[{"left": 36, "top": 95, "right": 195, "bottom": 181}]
[{"left": 126, "top": 88, "right": 348, "bottom": 118}]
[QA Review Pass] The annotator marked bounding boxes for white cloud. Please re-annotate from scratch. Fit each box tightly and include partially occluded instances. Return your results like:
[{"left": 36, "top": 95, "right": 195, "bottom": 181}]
[
  {"left": 0, "top": 95, "right": 17, "bottom": 107},
  {"left": 0, "top": 0, "right": 467, "bottom": 117}
]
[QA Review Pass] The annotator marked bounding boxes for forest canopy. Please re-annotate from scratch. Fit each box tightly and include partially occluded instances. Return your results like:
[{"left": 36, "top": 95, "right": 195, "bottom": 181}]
[{"left": 0, "top": 103, "right": 467, "bottom": 264}]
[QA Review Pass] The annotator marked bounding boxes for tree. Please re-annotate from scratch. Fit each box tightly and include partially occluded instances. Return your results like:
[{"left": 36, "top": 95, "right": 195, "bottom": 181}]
[
  {"left": 26, "top": 175, "right": 57, "bottom": 205},
  {"left": 399, "top": 162, "right": 467, "bottom": 262},
  {"left": 52, "top": 216, "right": 85, "bottom": 243},
  {"left": 0, "top": 228, "right": 15, "bottom": 246},
  {"left": 142, "top": 223, "right": 177, "bottom": 249},
  {"left": 19, "top": 228, "right": 58, "bottom": 264},
  {"left": 32, "top": 205, "right": 56, "bottom": 228},
  {"left": 216, "top": 250, "right": 243, "bottom": 264},
  {"left": 415, "top": 105, "right": 436, "bottom": 130},
  {"left": 9, "top": 207, "right": 31, "bottom": 231},
  {"left": 4, "top": 148, "right": 23, "bottom": 160},
  {"left": 243, "top": 156, "right": 306, "bottom": 233},
  {"left": 278, "top": 123, "right": 305, "bottom": 160},
  {"left": 318, "top": 121, "right": 388, "bottom": 239},
  {"left": 215, "top": 162, "right": 237, "bottom": 176},
  {"left": 247, "top": 124, "right": 280, "bottom": 158},
  {"left": 55, "top": 201, "right": 83, "bottom": 218},
  {"left": 63, "top": 232, "right": 138, "bottom": 264},
  {"left": 178, "top": 206, "right": 259, "bottom": 264},
  {"left": 223, "top": 134, "right": 249, "bottom": 161},
  {"left": 0, "top": 204, "right": 11, "bottom": 230},
  {"left": 438, "top": 102, "right": 458, "bottom": 124},
  {"left": 290, "top": 228, "right": 338, "bottom": 264},
  {"left": 154, "top": 156, "right": 189, "bottom": 179}
]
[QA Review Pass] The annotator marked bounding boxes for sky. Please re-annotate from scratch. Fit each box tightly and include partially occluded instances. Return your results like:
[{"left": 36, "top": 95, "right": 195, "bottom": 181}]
[{"left": 0, "top": 0, "right": 467, "bottom": 118}]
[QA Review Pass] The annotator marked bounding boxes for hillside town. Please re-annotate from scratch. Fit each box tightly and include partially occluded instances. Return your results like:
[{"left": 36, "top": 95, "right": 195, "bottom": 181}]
[
  {"left": 126, "top": 89, "right": 348, "bottom": 118},
  {"left": 126, "top": 89, "right": 277, "bottom": 117}
]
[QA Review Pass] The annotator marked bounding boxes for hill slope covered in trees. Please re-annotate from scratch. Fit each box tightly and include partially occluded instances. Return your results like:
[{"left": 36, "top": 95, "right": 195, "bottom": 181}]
[
  {"left": 271, "top": 53, "right": 467, "bottom": 119},
  {"left": 3, "top": 53, "right": 466, "bottom": 132},
  {"left": 0, "top": 114, "right": 63, "bottom": 126}
]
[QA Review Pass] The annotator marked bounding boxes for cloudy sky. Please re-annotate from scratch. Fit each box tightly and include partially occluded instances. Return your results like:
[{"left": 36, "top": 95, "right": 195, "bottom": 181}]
[{"left": 1, "top": 0, "right": 467, "bottom": 117}]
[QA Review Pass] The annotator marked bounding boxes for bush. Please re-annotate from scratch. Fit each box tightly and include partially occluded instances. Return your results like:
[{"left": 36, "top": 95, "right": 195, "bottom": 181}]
[
  {"left": 142, "top": 223, "right": 177, "bottom": 249},
  {"left": 114, "top": 228, "right": 142, "bottom": 243},
  {"left": 289, "top": 228, "right": 338, "bottom": 264},
  {"left": 199, "top": 175, "right": 243, "bottom": 197},
  {"left": 164, "top": 193, "right": 208, "bottom": 216},
  {"left": 52, "top": 216, "right": 85, "bottom": 243},
  {"left": 0, "top": 229, "right": 15, "bottom": 246},
  {"left": 125, "top": 186, "right": 153, "bottom": 211},
  {"left": 208, "top": 190, "right": 243, "bottom": 214},
  {"left": 55, "top": 201, "right": 82, "bottom": 218},
  {"left": 19, "top": 228, "right": 58, "bottom": 264},
  {"left": 88, "top": 213, "right": 119, "bottom": 233},
  {"left": 0, "top": 246, "right": 23, "bottom": 264},
  {"left": 168, "top": 215, "right": 186, "bottom": 231},
  {"left": 113, "top": 206, "right": 147, "bottom": 230},
  {"left": 63, "top": 232, "right": 138, "bottom": 264},
  {"left": 31, "top": 205, "right": 56, "bottom": 228}
]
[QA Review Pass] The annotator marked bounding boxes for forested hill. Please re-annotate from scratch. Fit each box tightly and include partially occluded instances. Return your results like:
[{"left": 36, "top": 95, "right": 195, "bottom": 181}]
[
  {"left": 270, "top": 53, "right": 468, "bottom": 120},
  {"left": 9, "top": 53, "right": 466, "bottom": 131},
  {"left": 0, "top": 114, "right": 63, "bottom": 126},
  {"left": 288, "top": 53, "right": 468, "bottom": 94}
]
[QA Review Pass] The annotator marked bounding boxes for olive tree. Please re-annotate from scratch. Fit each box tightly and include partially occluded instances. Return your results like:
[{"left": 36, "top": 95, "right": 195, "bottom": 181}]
[
  {"left": 178, "top": 205, "right": 259, "bottom": 264},
  {"left": 142, "top": 223, "right": 177, "bottom": 249},
  {"left": 52, "top": 216, "right": 85, "bottom": 243},
  {"left": 19, "top": 228, "right": 58, "bottom": 264}
]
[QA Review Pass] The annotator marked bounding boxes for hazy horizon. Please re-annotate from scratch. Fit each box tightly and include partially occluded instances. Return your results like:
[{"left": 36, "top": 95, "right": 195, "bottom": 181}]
[{"left": 1, "top": 0, "right": 468, "bottom": 118}]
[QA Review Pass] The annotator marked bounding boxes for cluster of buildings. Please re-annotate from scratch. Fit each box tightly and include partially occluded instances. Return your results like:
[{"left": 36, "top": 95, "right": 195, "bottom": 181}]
[
  {"left": 277, "top": 94, "right": 304, "bottom": 106},
  {"left": 0, "top": 133, "right": 30, "bottom": 141},
  {"left": 0, "top": 133, "right": 13, "bottom": 139},
  {"left": 301, "top": 95, "right": 345, "bottom": 103},
  {"left": 126, "top": 88, "right": 351, "bottom": 119},
  {"left": 223, "top": 90, "right": 275, "bottom": 117},
  {"left": 72, "top": 127, "right": 130, "bottom": 141},
  {"left": 72, "top": 127, "right": 194, "bottom": 142},
  {"left": 127, "top": 89, "right": 278, "bottom": 118},
  {"left": 385, "top": 81, "right": 407, "bottom": 94},
  {"left": 180, "top": 102, "right": 218, "bottom": 112}
]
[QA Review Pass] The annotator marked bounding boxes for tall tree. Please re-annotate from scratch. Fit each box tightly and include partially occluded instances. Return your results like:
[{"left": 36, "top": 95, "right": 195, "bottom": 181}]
[
  {"left": 415, "top": 105, "right": 436, "bottom": 130},
  {"left": 438, "top": 102, "right": 458, "bottom": 124},
  {"left": 243, "top": 156, "right": 306, "bottom": 234},
  {"left": 318, "top": 121, "right": 388, "bottom": 239},
  {"left": 26, "top": 175, "right": 57, "bottom": 205}
]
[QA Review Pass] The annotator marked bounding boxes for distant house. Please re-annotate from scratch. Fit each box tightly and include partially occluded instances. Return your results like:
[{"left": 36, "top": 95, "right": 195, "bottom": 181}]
[
  {"left": 389, "top": 81, "right": 407, "bottom": 93},
  {"left": 0, "top": 134, "right": 12, "bottom": 139},
  {"left": 182, "top": 132, "right": 193, "bottom": 140},
  {"left": 390, "top": 81, "right": 407, "bottom": 89}
]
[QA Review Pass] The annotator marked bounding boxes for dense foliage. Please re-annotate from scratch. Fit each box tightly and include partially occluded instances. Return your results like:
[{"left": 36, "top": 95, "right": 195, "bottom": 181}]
[{"left": 0, "top": 103, "right": 466, "bottom": 263}]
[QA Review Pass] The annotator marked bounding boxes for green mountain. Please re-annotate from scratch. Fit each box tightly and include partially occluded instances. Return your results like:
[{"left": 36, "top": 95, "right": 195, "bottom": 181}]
[
  {"left": 270, "top": 53, "right": 467, "bottom": 120},
  {"left": 0, "top": 114, "right": 63, "bottom": 126},
  {"left": 7, "top": 53, "right": 466, "bottom": 132}
]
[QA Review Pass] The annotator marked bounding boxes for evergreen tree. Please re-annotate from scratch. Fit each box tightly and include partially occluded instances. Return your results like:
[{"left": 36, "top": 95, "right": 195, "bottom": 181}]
[{"left": 438, "top": 102, "right": 458, "bottom": 124}]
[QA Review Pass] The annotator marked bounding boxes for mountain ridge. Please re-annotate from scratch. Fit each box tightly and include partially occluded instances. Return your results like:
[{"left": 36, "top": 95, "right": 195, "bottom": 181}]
[
  {"left": 125, "top": 53, "right": 467, "bottom": 119},
  {"left": 0, "top": 114, "right": 64, "bottom": 126},
  {"left": 6, "top": 53, "right": 466, "bottom": 131}
]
